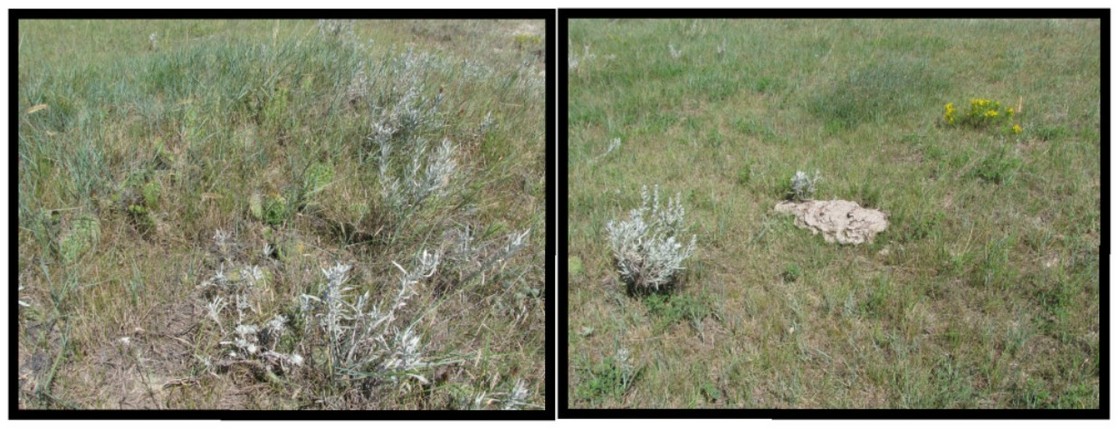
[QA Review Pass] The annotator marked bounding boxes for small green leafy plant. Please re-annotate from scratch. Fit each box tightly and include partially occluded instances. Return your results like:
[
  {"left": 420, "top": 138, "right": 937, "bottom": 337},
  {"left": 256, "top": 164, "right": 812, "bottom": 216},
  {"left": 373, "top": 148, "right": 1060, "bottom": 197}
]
[
  {"left": 513, "top": 33, "right": 542, "bottom": 50},
  {"left": 141, "top": 180, "right": 162, "bottom": 208},
  {"left": 576, "top": 347, "right": 641, "bottom": 404},
  {"left": 642, "top": 293, "right": 715, "bottom": 333},
  {"left": 58, "top": 214, "right": 101, "bottom": 263},
  {"left": 263, "top": 193, "right": 290, "bottom": 226},
  {"left": 127, "top": 204, "right": 157, "bottom": 236},
  {"left": 781, "top": 263, "right": 802, "bottom": 283}
]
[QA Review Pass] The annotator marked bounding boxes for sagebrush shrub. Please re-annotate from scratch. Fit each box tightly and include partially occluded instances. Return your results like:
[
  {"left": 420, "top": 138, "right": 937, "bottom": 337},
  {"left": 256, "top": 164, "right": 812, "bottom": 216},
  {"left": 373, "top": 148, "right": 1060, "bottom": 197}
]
[
  {"left": 199, "top": 230, "right": 302, "bottom": 378},
  {"left": 378, "top": 137, "right": 458, "bottom": 213},
  {"left": 299, "top": 250, "right": 442, "bottom": 388},
  {"left": 605, "top": 185, "right": 697, "bottom": 294},
  {"left": 199, "top": 228, "right": 444, "bottom": 392},
  {"left": 787, "top": 170, "right": 821, "bottom": 201}
]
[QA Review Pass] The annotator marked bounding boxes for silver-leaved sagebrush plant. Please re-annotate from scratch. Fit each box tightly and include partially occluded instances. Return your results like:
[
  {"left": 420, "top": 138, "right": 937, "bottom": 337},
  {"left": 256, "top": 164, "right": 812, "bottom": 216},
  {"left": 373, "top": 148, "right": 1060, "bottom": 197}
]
[
  {"left": 199, "top": 230, "right": 304, "bottom": 377},
  {"left": 789, "top": 170, "right": 821, "bottom": 201},
  {"left": 198, "top": 229, "right": 443, "bottom": 390},
  {"left": 299, "top": 250, "right": 441, "bottom": 388},
  {"left": 605, "top": 185, "right": 697, "bottom": 293},
  {"left": 377, "top": 136, "right": 458, "bottom": 213}
]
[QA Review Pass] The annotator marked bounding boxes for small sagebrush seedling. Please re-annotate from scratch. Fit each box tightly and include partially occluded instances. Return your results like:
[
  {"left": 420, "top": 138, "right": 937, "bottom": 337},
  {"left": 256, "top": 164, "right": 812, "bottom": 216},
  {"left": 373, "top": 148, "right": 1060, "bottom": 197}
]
[
  {"left": 606, "top": 185, "right": 697, "bottom": 294},
  {"left": 787, "top": 170, "right": 821, "bottom": 201}
]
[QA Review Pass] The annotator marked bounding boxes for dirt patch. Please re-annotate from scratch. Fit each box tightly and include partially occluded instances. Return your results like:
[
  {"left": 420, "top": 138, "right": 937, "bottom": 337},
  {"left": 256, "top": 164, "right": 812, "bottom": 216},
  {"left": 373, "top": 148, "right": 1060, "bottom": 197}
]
[{"left": 774, "top": 200, "right": 888, "bottom": 245}]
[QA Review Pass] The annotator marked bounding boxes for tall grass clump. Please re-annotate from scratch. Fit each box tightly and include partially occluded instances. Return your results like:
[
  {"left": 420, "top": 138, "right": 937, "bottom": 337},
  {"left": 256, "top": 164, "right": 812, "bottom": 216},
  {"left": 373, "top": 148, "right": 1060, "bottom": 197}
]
[
  {"left": 606, "top": 185, "right": 697, "bottom": 294},
  {"left": 810, "top": 58, "right": 950, "bottom": 129}
]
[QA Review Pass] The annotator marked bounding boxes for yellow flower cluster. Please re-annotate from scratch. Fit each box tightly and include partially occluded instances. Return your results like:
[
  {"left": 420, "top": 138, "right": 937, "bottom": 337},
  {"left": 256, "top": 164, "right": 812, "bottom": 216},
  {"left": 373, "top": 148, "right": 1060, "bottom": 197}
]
[
  {"left": 970, "top": 98, "right": 994, "bottom": 109},
  {"left": 944, "top": 103, "right": 957, "bottom": 125},
  {"left": 943, "top": 97, "right": 1023, "bottom": 136},
  {"left": 971, "top": 98, "right": 1002, "bottom": 121}
]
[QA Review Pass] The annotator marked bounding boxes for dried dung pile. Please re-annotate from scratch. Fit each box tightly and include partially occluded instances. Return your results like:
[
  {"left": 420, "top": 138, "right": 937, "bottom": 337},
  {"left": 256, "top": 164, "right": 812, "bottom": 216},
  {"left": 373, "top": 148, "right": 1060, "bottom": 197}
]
[{"left": 774, "top": 199, "right": 888, "bottom": 245}]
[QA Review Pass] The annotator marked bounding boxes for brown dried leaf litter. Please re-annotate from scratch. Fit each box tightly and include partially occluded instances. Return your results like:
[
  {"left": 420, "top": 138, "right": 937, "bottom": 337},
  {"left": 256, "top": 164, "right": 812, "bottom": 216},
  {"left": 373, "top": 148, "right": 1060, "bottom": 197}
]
[{"left": 774, "top": 199, "right": 888, "bottom": 245}]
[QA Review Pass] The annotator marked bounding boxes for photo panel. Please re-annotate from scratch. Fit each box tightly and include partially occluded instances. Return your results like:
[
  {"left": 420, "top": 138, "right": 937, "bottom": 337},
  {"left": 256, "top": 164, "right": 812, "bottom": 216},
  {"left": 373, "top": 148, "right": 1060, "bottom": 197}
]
[
  {"left": 13, "top": 8, "right": 555, "bottom": 419},
  {"left": 561, "top": 8, "right": 1106, "bottom": 419}
]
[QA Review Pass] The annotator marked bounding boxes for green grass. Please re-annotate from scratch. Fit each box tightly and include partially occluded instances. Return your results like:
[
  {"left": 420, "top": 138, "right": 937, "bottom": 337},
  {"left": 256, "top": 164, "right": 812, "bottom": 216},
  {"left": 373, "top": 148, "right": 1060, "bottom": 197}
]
[
  {"left": 568, "top": 19, "right": 1100, "bottom": 409},
  {"left": 18, "top": 19, "right": 545, "bottom": 410},
  {"left": 572, "top": 344, "right": 642, "bottom": 406}
]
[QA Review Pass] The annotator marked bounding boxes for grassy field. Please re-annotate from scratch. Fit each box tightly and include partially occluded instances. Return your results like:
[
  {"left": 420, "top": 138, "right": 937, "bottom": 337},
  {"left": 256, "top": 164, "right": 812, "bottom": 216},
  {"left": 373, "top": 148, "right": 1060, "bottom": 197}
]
[
  {"left": 567, "top": 19, "right": 1100, "bottom": 408},
  {"left": 17, "top": 19, "right": 546, "bottom": 410}
]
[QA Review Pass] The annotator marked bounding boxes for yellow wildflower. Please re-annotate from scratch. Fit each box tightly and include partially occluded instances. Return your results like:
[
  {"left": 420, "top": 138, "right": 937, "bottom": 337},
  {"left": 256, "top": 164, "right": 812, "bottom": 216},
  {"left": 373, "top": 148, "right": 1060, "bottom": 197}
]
[
  {"left": 984, "top": 110, "right": 998, "bottom": 118},
  {"left": 1012, "top": 124, "right": 1022, "bottom": 134},
  {"left": 944, "top": 103, "right": 956, "bottom": 125}
]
